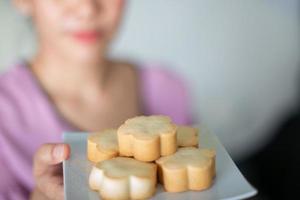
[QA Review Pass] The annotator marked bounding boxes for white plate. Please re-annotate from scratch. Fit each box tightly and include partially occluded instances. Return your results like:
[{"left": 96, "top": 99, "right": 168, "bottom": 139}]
[{"left": 63, "top": 126, "right": 257, "bottom": 200}]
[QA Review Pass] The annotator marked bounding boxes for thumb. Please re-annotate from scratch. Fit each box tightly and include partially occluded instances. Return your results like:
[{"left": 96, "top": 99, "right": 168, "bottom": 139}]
[{"left": 33, "top": 143, "right": 70, "bottom": 177}]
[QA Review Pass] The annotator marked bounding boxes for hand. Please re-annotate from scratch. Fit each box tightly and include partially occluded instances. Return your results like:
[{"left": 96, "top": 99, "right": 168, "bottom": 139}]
[{"left": 30, "top": 143, "right": 70, "bottom": 200}]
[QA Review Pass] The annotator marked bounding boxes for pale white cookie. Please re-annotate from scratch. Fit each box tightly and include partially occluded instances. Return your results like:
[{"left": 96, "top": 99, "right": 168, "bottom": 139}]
[{"left": 89, "top": 157, "right": 157, "bottom": 200}]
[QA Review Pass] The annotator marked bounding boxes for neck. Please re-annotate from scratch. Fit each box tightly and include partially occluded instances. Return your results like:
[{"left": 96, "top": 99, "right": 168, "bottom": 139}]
[{"left": 30, "top": 49, "right": 111, "bottom": 98}]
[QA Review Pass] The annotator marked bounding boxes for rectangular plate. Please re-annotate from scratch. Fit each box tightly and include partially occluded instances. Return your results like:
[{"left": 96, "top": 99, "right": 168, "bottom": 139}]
[{"left": 63, "top": 126, "right": 257, "bottom": 200}]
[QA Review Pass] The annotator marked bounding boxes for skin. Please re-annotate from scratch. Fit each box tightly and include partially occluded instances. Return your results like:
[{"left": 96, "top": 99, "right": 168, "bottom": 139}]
[{"left": 13, "top": 0, "right": 141, "bottom": 199}]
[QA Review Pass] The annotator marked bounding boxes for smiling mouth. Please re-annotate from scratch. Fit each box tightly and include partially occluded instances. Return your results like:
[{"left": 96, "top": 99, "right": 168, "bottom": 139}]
[{"left": 72, "top": 30, "right": 103, "bottom": 44}]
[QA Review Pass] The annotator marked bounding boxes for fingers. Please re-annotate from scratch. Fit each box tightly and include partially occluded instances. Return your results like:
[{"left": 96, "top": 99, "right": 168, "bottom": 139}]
[
  {"left": 33, "top": 143, "right": 70, "bottom": 177},
  {"left": 33, "top": 143, "right": 70, "bottom": 200},
  {"left": 37, "top": 174, "right": 64, "bottom": 200}
]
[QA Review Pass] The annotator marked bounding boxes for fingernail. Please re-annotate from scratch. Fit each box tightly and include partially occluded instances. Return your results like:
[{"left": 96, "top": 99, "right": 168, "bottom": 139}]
[{"left": 53, "top": 144, "right": 65, "bottom": 159}]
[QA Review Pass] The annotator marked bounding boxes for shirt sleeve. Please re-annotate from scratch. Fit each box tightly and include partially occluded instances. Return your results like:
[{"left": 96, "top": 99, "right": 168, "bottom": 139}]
[
  {"left": 0, "top": 137, "right": 28, "bottom": 200},
  {"left": 0, "top": 96, "right": 28, "bottom": 200}
]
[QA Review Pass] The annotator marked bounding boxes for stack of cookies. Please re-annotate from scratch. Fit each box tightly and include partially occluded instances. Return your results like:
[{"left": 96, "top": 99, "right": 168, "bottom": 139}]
[{"left": 87, "top": 115, "right": 216, "bottom": 200}]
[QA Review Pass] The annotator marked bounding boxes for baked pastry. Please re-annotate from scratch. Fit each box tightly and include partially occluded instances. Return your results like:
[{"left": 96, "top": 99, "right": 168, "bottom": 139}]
[
  {"left": 177, "top": 126, "right": 199, "bottom": 147},
  {"left": 156, "top": 147, "right": 215, "bottom": 192},
  {"left": 89, "top": 157, "right": 157, "bottom": 200},
  {"left": 87, "top": 129, "right": 118, "bottom": 163},
  {"left": 117, "top": 115, "right": 177, "bottom": 162},
  {"left": 88, "top": 125, "right": 198, "bottom": 163}
]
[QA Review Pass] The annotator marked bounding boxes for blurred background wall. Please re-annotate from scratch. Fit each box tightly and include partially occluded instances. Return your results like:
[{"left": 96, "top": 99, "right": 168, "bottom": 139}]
[{"left": 0, "top": 0, "right": 299, "bottom": 161}]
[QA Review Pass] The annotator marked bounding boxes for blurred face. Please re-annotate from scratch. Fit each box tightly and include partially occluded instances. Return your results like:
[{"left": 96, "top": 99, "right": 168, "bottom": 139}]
[{"left": 16, "top": 0, "right": 125, "bottom": 64}]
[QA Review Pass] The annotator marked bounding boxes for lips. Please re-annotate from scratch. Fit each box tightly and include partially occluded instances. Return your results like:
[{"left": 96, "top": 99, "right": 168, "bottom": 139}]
[{"left": 72, "top": 30, "right": 102, "bottom": 44}]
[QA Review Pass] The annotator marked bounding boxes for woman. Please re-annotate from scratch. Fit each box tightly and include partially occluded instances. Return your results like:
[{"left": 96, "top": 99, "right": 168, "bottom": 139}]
[{"left": 0, "top": 0, "right": 194, "bottom": 199}]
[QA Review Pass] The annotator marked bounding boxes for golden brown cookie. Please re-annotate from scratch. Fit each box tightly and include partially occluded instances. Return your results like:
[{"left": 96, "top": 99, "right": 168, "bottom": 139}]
[
  {"left": 89, "top": 157, "right": 157, "bottom": 200},
  {"left": 87, "top": 129, "right": 118, "bottom": 163},
  {"left": 177, "top": 126, "right": 199, "bottom": 147},
  {"left": 117, "top": 115, "right": 177, "bottom": 162},
  {"left": 156, "top": 147, "right": 216, "bottom": 192}
]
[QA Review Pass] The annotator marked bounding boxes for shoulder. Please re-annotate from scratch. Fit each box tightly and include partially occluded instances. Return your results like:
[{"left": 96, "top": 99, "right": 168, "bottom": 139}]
[
  {"left": 0, "top": 62, "right": 29, "bottom": 101},
  {"left": 0, "top": 62, "right": 31, "bottom": 95},
  {"left": 0, "top": 62, "right": 37, "bottom": 123},
  {"left": 0, "top": 63, "right": 23, "bottom": 104},
  {"left": 139, "top": 62, "right": 194, "bottom": 125}
]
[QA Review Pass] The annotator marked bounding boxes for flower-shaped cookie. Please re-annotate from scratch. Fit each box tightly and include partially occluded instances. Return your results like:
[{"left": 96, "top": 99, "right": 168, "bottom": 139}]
[
  {"left": 177, "top": 126, "right": 199, "bottom": 147},
  {"left": 117, "top": 115, "right": 177, "bottom": 162},
  {"left": 156, "top": 147, "right": 216, "bottom": 192},
  {"left": 87, "top": 129, "right": 118, "bottom": 162},
  {"left": 89, "top": 157, "right": 157, "bottom": 200}
]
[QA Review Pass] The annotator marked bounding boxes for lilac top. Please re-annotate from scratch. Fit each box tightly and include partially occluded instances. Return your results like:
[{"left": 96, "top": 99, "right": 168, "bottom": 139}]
[{"left": 0, "top": 62, "right": 193, "bottom": 200}]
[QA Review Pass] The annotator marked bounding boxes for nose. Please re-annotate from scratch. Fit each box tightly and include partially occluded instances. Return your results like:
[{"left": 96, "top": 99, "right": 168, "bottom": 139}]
[{"left": 77, "top": 0, "right": 100, "bottom": 20}]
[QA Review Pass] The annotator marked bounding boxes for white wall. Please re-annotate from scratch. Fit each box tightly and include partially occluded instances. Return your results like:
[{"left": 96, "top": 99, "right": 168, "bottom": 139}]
[{"left": 1, "top": 0, "right": 300, "bottom": 160}]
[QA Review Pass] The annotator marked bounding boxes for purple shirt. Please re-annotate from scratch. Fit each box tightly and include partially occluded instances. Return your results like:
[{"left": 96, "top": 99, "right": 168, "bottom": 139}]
[{"left": 0, "top": 62, "right": 193, "bottom": 200}]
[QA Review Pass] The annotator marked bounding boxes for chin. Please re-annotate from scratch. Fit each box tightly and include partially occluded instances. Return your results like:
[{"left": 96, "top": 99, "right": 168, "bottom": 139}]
[
  {"left": 65, "top": 44, "right": 105, "bottom": 64},
  {"left": 72, "top": 50, "right": 104, "bottom": 64}
]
